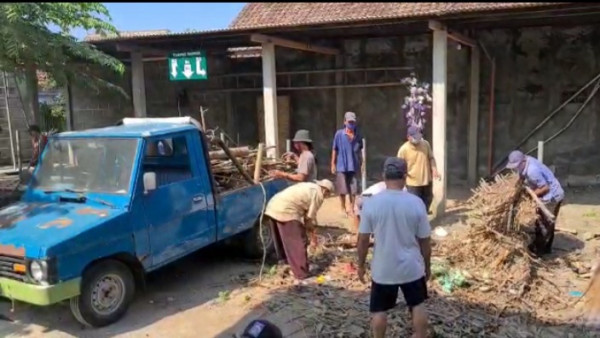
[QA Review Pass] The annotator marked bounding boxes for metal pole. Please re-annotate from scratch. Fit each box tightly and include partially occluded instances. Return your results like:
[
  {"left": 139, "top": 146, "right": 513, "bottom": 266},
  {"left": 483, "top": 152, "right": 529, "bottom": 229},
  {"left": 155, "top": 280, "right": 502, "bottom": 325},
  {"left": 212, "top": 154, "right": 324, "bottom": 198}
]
[
  {"left": 15, "top": 130, "right": 21, "bottom": 174},
  {"left": 286, "top": 139, "right": 291, "bottom": 153},
  {"left": 361, "top": 138, "right": 367, "bottom": 192},
  {"left": 537, "top": 140, "right": 544, "bottom": 163},
  {"left": 220, "top": 132, "right": 225, "bottom": 145}
]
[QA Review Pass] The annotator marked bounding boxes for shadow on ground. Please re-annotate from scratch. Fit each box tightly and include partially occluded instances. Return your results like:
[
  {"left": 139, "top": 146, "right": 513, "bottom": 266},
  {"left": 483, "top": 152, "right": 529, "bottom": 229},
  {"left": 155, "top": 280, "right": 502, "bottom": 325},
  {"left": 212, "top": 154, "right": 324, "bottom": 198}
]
[{"left": 0, "top": 242, "right": 270, "bottom": 337}]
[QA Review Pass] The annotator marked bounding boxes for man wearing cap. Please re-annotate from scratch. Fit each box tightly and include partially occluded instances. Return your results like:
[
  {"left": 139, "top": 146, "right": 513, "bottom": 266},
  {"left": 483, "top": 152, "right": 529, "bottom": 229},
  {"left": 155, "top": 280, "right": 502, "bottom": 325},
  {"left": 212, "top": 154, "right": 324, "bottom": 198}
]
[
  {"left": 331, "top": 111, "right": 364, "bottom": 217},
  {"left": 264, "top": 179, "right": 334, "bottom": 280},
  {"left": 397, "top": 125, "right": 440, "bottom": 213},
  {"left": 357, "top": 157, "right": 431, "bottom": 338},
  {"left": 506, "top": 150, "right": 564, "bottom": 254},
  {"left": 270, "top": 129, "right": 317, "bottom": 182}
]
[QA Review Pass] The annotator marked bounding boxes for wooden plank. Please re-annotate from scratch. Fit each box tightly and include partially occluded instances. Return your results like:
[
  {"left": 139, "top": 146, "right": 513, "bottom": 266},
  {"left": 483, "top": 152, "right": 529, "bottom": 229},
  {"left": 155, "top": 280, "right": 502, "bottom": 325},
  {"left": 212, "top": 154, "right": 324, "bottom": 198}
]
[{"left": 251, "top": 34, "right": 339, "bottom": 56}]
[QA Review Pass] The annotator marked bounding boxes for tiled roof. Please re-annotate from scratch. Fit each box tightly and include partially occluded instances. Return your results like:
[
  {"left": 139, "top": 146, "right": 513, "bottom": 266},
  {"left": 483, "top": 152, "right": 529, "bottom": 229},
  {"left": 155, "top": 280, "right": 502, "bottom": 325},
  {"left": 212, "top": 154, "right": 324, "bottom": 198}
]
[
  {"left": 229, "top": 2, "right": 565, "bottom": 29},
  {"left": 84, "top": 29, "right": 171, "bottom": 42}
]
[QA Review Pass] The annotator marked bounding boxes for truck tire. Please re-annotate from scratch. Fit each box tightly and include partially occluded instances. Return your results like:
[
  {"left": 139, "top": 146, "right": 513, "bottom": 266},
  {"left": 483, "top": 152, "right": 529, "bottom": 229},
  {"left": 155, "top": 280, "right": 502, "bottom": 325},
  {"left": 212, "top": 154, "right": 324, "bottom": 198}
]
[
  {"left": 69, "top": 260, "right": 135, "bottom": 328},
  {"left": 243, "top": 217, "right": 275, "bottom": 259}
]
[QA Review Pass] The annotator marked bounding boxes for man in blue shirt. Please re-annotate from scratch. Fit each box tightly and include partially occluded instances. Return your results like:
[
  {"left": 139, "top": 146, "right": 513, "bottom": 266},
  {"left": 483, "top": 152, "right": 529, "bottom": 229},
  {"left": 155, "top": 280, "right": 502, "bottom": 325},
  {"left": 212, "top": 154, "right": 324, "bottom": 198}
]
[
  {"left": 506, "top": 150, "right": 565, "bottom": 255},
  {"left": 330, "top": 111, "right": 364, "bottom": 217}
]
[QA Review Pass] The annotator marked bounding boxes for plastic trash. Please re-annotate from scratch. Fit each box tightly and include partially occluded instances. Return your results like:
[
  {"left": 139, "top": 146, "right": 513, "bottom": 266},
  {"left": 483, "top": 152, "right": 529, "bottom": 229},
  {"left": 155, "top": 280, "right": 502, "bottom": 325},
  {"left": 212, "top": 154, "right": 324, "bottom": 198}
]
[
  {"left": 569, "top": 290, "right": 584, "bottom": 297},
  {"left": 434, "top": 227, "right": 448, "bottom": 237}
]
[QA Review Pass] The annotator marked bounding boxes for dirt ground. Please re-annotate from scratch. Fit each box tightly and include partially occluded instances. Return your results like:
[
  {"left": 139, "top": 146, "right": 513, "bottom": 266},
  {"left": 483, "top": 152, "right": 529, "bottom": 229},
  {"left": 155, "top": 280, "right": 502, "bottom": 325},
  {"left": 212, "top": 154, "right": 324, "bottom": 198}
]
[{"left": 1, "top": 185, "right": 600, "bottom": 337}]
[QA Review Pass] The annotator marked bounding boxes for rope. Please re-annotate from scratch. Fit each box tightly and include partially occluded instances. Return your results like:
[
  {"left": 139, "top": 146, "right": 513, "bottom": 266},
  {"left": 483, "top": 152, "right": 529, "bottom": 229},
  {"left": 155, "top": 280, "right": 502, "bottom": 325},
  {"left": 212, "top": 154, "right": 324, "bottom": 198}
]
[{"left": 257, "top": 181, "right": 268, "bottom": 282}]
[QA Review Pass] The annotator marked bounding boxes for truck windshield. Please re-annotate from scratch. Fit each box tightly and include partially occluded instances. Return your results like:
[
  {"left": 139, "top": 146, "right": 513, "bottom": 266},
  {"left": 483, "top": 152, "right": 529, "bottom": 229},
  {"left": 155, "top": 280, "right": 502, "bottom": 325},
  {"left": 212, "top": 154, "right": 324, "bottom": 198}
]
[{"left": 32, "top": 138, "right": 139, "bottom": 195}]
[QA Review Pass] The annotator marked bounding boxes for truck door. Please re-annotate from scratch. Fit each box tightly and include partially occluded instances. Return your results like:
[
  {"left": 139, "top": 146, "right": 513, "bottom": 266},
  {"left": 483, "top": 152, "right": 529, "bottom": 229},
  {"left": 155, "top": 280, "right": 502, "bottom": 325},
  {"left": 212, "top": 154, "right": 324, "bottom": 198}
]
[{"left": 141, "top": 132, "right": 215, "bottom": 268}]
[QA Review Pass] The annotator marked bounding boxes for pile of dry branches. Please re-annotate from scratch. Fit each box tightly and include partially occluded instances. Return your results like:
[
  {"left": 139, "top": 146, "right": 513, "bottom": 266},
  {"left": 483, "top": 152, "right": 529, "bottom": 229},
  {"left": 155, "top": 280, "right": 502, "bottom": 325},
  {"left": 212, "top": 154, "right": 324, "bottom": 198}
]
[
  {"left": 253, "top": 231, "right": 582, "bottom": 337},
  {"left": 437, "top": 173, "right": 568, "bottom": 313},
  {"left": 208, "top": 145, "right": 296, "bottom": 192}
]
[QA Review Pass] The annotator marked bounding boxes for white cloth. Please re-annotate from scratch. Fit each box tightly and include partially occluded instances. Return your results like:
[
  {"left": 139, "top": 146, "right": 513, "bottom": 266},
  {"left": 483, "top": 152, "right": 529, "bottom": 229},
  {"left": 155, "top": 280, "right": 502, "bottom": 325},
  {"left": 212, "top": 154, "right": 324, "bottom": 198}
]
[{"left": 359, "top": 189, "right": 431, "bottom": 284}]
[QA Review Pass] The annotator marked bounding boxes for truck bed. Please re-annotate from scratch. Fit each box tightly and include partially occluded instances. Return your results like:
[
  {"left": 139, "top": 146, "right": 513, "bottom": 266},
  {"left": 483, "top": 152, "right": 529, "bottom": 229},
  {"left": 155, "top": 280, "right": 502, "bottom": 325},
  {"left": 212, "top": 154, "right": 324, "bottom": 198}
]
[{"left": 216, "top": 178, "right": 289, "bottom": 241}]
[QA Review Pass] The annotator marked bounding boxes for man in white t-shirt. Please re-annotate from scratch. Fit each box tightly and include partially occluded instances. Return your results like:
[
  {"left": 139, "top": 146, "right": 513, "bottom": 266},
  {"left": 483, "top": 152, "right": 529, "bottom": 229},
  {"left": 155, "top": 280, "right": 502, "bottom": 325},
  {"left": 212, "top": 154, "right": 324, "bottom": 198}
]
[
  {"left": 357, "top": 157, "right": 431, "bottom": 338},
  {"left": 353, "top": 181, "right": 386, "bottom": 234}
]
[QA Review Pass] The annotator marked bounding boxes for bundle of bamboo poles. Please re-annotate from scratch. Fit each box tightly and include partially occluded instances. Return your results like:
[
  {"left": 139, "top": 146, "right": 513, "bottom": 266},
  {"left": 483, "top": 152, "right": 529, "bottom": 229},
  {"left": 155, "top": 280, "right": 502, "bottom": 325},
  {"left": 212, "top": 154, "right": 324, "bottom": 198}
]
[{"left": 208, "top": 144, "right": 296, "bottom": 192}]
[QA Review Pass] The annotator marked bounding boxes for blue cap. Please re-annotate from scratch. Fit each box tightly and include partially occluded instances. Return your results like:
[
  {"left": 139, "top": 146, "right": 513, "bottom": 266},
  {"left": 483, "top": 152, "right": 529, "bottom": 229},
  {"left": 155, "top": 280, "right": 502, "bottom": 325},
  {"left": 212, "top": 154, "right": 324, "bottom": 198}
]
[
  {"left": 383, "top": 157, "right": 407, "bottom": 179},
  {"left": 506, "top": 150, "right": 525, "bottom": 169},
  {"left": 407, "top": 125, "right": 423, "bottom": 140}
]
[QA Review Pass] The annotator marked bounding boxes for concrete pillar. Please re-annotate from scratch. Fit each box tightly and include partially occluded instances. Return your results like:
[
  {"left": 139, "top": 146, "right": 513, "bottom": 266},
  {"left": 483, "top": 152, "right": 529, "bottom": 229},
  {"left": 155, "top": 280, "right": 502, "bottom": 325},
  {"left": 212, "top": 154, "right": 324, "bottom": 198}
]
[
  {"left": 431, "top": 27, "right": 448, "bottom": 217},
  {"left": 261, "top": 42, "right": 278, "bottom": 158},
  {"left": 467, "top": 47, "right": 480, "bottom": 186},
  {"left": 131, "top": 51, "right": 147, "bottom": 117},
  {"left": 335, "top": 55, "right": 344, "bottom": 124}
]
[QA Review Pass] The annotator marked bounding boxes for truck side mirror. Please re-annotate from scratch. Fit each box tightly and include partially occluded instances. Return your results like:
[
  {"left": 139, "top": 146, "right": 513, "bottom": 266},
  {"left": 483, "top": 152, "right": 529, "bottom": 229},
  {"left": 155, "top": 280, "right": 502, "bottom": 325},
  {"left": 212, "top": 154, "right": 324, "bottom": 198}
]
[{"left": 143, "top": 172, "right": 157, "bottom": 194}]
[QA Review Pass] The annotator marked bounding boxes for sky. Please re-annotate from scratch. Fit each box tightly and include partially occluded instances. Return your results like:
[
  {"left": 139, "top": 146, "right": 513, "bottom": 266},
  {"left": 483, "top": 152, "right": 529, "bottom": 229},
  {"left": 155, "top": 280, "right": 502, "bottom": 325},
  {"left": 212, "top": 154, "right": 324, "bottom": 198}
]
[{"left": 72, "top": 3, "right": 247, "bottom": 40}]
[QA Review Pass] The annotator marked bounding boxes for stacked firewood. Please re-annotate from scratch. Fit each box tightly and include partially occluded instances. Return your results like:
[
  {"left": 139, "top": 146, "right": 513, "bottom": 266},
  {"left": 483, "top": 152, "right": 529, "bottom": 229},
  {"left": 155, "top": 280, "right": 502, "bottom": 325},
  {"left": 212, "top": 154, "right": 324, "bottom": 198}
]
[{"left": 208, "top": 145, "right": 296, "bottom": 192}]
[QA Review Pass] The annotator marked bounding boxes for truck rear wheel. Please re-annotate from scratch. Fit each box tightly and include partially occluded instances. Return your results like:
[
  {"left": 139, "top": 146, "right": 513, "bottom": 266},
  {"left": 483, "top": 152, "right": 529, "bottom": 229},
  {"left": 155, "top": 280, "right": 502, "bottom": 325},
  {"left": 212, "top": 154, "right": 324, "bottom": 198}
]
[
  {"left": 243, "top": 217, "right": 275, "bottom": 259},
  {"left": 70, "top": 260, "right": 135, "bottom": 328}
]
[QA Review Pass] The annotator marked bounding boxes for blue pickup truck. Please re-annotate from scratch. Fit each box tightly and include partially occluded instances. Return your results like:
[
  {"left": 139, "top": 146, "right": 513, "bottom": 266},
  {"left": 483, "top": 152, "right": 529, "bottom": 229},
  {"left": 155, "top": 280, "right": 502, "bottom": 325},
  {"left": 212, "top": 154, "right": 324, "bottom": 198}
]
[{"left": 0, "top": 118, "right": 288, "bottom": 327}]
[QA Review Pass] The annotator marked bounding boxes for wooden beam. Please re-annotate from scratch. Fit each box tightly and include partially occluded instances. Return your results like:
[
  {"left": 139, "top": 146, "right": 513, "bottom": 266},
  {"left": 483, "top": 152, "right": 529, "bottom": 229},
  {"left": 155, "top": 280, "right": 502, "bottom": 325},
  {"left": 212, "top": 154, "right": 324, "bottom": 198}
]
[
  {"left": 468, "top": 47, "right": 480, "bottom": 186},
  {"left": 428, "top": 20, "right": 476, "bottom": 47},
  {"left": 251, "top": 33, "right": 339, "bottom": 55},
  {"left": 431, "top": 23, "right": 448, "bottom": 218},
  {"left": 261, "top": 42, "right": 279, "bottom": 158},
  {"left": 131, "top": 51, "right": 147, "bottom": 117}
]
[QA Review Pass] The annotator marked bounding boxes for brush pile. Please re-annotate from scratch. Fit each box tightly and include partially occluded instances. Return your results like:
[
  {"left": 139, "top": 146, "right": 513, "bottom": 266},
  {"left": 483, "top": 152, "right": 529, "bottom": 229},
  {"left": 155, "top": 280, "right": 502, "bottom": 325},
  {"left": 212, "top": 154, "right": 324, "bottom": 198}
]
[
  {"left": 436, "top": 173, "right": 567, "bottom": 313},
  {"left": 208, "top": 145, "right": 296, "bottom": 192}
]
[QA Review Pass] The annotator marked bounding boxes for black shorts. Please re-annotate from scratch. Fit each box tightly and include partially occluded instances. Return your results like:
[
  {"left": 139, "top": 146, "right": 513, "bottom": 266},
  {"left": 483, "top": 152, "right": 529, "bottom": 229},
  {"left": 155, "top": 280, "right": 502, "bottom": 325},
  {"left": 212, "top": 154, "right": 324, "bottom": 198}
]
[
  {"left": 369, "top": 277, "right": 428, "bottom": 313},
  {"left": 406, "top": 184, "right": 433, "bottom": 210}
]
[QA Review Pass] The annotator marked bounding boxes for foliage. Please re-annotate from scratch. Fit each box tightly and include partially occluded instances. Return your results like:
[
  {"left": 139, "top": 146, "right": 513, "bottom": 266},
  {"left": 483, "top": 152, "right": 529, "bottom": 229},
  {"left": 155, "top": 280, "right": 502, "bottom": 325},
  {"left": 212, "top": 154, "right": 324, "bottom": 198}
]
[
  {"left": 0, "top": 3, "right": 127, "bottom": 97},
  {"left": 401, "top": 73, "right": 432, "bottom": 132},
  {"left": 40, "top": 93, "right": 66, "bottom": 132}
]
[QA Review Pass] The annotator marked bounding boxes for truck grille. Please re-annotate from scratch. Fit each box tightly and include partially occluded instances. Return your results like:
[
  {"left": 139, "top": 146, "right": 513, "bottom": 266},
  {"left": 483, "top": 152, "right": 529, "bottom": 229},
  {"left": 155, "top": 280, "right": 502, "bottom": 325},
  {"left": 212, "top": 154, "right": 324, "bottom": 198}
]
[{"left": 0, "top": 255, "right": 26, "bottom": 281}]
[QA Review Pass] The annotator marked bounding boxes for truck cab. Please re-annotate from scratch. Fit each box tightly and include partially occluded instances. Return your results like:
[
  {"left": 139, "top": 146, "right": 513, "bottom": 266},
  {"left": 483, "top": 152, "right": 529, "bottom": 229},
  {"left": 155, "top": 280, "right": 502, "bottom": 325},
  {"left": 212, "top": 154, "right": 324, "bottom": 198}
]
[{"left": 0, "top": 119, "right": 288, "bottom": 327}]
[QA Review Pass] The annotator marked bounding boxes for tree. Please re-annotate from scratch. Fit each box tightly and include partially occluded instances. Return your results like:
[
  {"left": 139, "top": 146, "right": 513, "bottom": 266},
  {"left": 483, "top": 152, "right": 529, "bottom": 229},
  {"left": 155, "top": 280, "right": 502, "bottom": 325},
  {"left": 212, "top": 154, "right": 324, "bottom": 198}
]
[{"left": 0, "top": 3, "right": 127, "bottom": 102}]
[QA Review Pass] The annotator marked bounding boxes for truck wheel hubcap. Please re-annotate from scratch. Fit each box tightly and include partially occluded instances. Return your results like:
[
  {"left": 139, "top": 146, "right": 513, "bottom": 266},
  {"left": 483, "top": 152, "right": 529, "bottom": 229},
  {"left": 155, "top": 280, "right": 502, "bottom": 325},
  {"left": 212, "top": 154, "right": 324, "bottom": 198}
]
[{"left": 91, "top": 274, "right": 125, "bottom": 315}]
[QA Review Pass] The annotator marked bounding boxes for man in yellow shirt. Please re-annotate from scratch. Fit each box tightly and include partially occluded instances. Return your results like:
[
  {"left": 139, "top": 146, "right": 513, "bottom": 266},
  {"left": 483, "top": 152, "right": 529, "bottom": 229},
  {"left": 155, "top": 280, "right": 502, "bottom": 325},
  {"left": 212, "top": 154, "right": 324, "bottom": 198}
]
[
  {"left": 397, "top": 126, "right": 440, "bottom": 213},
  {"left": 264, "top": 179, "right": 334, "bottom": 279}
]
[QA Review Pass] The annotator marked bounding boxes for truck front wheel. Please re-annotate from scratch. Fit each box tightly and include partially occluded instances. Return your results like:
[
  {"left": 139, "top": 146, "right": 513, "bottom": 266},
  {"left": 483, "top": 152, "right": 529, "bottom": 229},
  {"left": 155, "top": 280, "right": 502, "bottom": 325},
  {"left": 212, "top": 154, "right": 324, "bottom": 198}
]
[{"left": 70, "top": 260, "right": 135, "bottom": 328}]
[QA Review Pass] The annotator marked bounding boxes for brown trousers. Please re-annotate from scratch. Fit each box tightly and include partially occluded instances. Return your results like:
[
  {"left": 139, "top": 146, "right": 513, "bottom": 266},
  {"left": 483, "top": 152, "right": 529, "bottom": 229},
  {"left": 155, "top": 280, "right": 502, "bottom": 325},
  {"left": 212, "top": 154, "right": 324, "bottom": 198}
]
[{"left": 270, "top": 219, "right": 309, "bottom": 280}]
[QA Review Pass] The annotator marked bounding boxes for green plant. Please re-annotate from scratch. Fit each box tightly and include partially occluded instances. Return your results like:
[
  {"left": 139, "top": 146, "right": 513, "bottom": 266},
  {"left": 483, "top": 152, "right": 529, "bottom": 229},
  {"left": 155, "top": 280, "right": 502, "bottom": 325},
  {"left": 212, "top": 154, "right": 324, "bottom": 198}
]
[
  {"left": 0, "top": 3, "right": 127, "bottom": 97},
  {"left": 40, "top": 94, "right": 66, "bottom": 131}
]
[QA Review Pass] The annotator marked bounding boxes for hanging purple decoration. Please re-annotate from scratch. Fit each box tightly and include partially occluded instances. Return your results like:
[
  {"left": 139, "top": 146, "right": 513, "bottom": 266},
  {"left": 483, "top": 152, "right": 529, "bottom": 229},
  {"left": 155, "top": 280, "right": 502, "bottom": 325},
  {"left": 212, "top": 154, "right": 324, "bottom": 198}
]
[{"left": 400, "top": 73, "right": 432, "bottom": 133}]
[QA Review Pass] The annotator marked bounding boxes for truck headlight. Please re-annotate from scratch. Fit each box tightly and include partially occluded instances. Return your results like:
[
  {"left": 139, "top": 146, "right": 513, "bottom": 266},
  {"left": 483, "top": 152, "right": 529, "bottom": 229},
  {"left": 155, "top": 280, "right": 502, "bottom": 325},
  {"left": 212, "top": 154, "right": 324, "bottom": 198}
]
[{"left": 29, "top": 260, "right": 48, "bottom": 283}]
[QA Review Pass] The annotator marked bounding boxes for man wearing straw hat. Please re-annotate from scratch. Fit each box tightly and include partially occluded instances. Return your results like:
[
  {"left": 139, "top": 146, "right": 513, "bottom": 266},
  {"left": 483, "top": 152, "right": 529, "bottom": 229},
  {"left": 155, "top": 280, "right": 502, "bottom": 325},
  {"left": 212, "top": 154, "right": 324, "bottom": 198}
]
[
  {"left": 505, "top": 150, "right": 564, "bottom": 255},
  {"left": 264, "top": 179, "right": 335, "bottom": 280},
  {"left": 269, "top": 129, "right": 317, "bottom": 182}
]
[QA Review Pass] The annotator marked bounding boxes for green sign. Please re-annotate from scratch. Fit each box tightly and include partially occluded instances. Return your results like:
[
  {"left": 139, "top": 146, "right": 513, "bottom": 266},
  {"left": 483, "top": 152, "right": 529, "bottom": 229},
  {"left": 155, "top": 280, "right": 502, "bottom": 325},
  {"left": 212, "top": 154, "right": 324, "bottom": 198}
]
[{"left": 168, "top": 51, "right": 208, "bottom": 81}]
